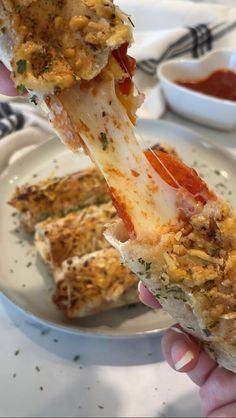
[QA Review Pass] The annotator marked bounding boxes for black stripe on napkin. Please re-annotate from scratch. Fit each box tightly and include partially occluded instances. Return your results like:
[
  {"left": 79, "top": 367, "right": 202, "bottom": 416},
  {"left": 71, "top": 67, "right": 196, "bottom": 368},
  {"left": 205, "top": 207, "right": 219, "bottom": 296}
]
[
  {"left": 188, "top": 24, "right": 213, "bottom": 58},
  {"left": 0, "top": 103, "right": 25, "bottom": 139},
  {"left": 137, "top": 21, "right": 236, "bottom": 76}
]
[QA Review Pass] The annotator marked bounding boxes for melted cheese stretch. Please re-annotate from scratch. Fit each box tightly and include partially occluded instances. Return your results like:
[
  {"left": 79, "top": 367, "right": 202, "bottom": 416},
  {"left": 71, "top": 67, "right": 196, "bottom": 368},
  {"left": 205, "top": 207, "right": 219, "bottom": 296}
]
[{"left": 48, "top": 77, "right": 178, "bottom": 241}]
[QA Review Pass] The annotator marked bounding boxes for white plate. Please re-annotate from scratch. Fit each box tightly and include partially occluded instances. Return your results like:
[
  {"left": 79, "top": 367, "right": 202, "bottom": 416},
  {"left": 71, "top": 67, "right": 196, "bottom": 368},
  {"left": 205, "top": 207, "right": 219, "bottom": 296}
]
[{"left": 0, "top": 119, "right": 235, "bottom": 337}]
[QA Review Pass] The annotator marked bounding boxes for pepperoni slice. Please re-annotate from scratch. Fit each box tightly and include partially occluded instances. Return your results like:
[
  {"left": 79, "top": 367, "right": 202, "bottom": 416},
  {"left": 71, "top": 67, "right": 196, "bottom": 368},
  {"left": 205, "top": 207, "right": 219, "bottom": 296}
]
[
  {"left": 108, "top": 151, "right": 215, "bottom": 237},
  {"left": 145, "top": 150, "right": 215, "bottom": 204}
]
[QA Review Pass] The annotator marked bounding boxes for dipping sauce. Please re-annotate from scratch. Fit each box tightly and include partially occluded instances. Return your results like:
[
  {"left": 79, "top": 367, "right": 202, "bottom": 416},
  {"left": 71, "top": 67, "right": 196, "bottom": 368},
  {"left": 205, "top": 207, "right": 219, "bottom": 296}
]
[{"left": 175, "top": 69, "right": 236, "bottom": 102}]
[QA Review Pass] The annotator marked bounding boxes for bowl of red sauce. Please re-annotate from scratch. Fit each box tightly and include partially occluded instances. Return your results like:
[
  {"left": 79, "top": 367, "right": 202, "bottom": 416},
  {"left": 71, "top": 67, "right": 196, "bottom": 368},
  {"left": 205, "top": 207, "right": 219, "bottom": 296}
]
[{"left": 158, "top": 49, "right": 236, "bottom": 131}]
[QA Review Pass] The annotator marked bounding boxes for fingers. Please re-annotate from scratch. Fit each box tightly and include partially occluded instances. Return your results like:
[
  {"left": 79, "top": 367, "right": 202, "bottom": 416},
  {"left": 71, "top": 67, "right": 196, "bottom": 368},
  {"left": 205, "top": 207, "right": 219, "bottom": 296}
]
[
  {"left": 187, "top": 348, "right": 217, "bottom": 386},
  {"left": 138, "top": 281, "right": 161, "bottom": 309},
  {"left": 162, "top": 326, "right": 201, "bottom": 373},
  {"left": 162, "top": 326, "right": 217, "bottom": 383},
  {"left": 162, "top": 326, "right": 236, "bottom": 417},
  {"left": 138, "top": 284, "right": 236, "bottom": 418},
  {"left": 200, "top": 366, "right": 236, "bottom": 417},
  {"left": 207, "top": 402, "right": 236, "bottom": 418},
  {"left": 0, "top": 63, "right": 18, "bottom": 96}
]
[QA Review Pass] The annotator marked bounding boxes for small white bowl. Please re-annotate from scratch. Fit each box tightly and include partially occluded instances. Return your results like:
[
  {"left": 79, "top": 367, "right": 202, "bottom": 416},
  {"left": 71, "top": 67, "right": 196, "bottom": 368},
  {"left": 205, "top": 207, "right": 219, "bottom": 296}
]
[{"left": 158, "top": 49, "right": 236, "bottom": 131}]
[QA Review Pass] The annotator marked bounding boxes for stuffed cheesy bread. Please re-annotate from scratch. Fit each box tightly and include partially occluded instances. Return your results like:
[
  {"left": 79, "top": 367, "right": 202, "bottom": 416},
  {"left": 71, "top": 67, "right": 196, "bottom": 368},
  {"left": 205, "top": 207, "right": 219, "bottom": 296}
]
[
  {"left": 53, "top": 248, "right": 139, "bottom": 318},
  {"left": 35, "top": 201, "right": 116, "bottom": 280},
  {"left": 1, "top": 0, "right": 236, "bottom": 371},
  {"left": 9, "top": 167, "right": 108, "bottom": 232}
]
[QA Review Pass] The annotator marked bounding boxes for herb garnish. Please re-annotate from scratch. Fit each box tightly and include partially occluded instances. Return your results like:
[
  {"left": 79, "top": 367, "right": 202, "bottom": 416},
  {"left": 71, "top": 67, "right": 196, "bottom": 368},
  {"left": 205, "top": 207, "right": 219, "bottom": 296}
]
[
  {"left": 203, "top": 328, "right": 211, "bottom": 337},
  {"left": 41, "top": 329, "right": 50, "bottom": 336},
  {"left": 17, "top": 84, "right": 25, "bottom": 93},
  {"left": 30, "top": 95, "right": 38, "bottom": 106},
  {"left": 208, "top": 321, "right": 218, "bottom": 329},
  {"left": 54, "top": 85, "right": 62, "bottom": 96},
  {"left": 138, "top": 257, "right": 152, "bottom": 276},
  {"left": 17, "top": 59, "right": 27, "bottom": 74},
  {"left": 43, "top": 62, "right": 52, "bottom": 73},
  {"left": 100, "top": 132, "right": 108, "bottom": 150},
  {"left": 145, "top": 262, "right": 152, "bottom": 272},
  {"left": 211, "top": 247, "right": 220, "bottom": 257},
  {"left": 203, "top": 281, "right": 213, "bottom": 291}
]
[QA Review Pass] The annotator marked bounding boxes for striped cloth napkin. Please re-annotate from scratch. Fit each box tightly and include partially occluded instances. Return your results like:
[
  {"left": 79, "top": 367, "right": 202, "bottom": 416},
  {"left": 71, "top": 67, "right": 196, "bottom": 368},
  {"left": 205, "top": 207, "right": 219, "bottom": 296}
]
[
  {"left": 0, "top": 102, "right": 24, "bottom": 139},
  {"left": 137, "top": 21, "right": 236, "bottom": 76},
  {"left": 0, "top": 99, "right": 54, "bottom": 140}
]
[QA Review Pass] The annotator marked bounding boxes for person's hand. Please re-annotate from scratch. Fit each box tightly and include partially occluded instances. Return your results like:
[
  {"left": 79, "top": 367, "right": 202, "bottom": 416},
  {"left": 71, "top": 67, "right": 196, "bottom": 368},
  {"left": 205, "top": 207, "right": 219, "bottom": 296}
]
[
  {"left": 139, "top": 282, "right": 236, "bottom": 418},
  {"left": 0, "top": 62, "right": 19, "bottom": 96}
]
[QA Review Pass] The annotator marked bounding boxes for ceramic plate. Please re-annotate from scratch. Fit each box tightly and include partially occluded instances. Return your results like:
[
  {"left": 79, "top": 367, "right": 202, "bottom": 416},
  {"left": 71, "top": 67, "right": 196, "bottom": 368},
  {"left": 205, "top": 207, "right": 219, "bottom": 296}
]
[{"left": 0, "top": 119, "right": 235, "bottom": 337}]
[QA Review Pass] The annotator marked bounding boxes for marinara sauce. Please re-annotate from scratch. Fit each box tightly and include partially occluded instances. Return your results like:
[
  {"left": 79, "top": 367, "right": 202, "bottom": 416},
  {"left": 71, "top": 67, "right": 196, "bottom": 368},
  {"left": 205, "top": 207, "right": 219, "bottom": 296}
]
[{"left": 175, "top": 69, "right": 236, "bottom": 102}]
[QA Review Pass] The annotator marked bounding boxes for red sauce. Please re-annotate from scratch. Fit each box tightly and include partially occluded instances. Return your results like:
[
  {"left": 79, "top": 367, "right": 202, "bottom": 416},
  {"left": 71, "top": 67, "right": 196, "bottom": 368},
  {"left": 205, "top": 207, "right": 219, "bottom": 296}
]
[
  {"left": 112, "top": 43, "right": 136, "bottom": 96},
  {"left": 109, "top": 187, "right": 136, "bottom": 239},
  {"left": 175, "top": 69, "right": 236, "bottom": 102},
  {"left": 131, "top": 169, "right": 140, "bottom": 177}
]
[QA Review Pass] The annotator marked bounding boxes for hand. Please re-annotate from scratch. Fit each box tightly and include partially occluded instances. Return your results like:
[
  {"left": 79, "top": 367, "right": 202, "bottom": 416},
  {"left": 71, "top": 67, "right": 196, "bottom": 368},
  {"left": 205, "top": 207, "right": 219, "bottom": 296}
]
[
  {"left": 139, "top": 282, "right": 236, "bottom": 418},
  {"left": 0, "top": 62, "right": 19, "bottom": 96}
]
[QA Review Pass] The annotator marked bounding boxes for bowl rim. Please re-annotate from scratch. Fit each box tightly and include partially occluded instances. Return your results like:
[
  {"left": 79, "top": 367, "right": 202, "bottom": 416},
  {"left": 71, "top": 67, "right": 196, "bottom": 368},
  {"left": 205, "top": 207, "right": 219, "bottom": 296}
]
[{"left": 157, "top": 48, "right": 236, "bottom": 108}]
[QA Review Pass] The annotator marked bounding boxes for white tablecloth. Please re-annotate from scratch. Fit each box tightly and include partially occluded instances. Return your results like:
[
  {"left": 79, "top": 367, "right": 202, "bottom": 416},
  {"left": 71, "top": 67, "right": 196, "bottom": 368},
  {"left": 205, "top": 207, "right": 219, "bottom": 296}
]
[{"left": 0, "top": 296, "right": 202, "bottom": 417}]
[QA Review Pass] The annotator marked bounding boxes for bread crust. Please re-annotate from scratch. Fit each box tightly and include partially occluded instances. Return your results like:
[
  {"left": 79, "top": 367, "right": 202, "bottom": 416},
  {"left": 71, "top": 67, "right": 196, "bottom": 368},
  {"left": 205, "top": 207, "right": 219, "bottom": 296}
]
[
  {"left": 106, "top": 199, "right": 236, "bottom": 372},
  {"left": 0, "top": 0, "right": 132, "bottom": 93}
]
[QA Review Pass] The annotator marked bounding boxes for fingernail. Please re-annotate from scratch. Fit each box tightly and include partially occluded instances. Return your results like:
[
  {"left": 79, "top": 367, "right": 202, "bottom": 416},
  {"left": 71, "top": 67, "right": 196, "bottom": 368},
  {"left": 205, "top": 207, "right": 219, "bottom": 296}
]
[
  {"left": 170, "top": 326, "right": 192, "bottom": 343},
  {"left": 171, "top": 339, "right": 194, "bottom": 371},
  {"left": 138, "top": 281, "right": 142, "bottom": 293}
]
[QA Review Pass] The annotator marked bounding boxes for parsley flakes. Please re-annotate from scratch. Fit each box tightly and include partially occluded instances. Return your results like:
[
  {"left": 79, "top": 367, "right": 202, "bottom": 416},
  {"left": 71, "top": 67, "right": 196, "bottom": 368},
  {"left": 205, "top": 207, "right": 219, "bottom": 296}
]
[
  {"left": 17, "top": 59, "right": 27, "bottom": 74},
  {"left": 100, "top": 132, "right": 108, "bottom": 150},
  {"left": 30, "top": 95, "right": 38, "bottom": 106}
]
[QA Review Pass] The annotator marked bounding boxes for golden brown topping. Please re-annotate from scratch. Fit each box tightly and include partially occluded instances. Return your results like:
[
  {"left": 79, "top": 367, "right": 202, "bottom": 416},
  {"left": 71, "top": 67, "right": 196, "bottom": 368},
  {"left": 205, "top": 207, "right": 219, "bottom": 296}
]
[
  {"left": 69, "top": 16, "right": 89, "bottom": 31},
  {"left": 61, "top": 73, "right": 75, "bottom": 85},
  {"left": 54, "top": 16, "right": 64, "bottom": 31},
  {"left": 85, "top": 31, "right": 107, "bottom": 45},
  {"left": 5, "top": 0, "right": 133, "bottom": 93},
  {"left": 63, "top": 48, "right": 76, "bottom": 58},
  {"left": 75, "top": 58, "right": 82, "bottom": 70},
  {"left": 87, "top": 21, "right": 105, "bottom": 32},
  {"left": 12, "top": 13, "right": 21, "bottom": 28},
  {"left": 19, "top": 24, "right": 28, "bottom": 37}
]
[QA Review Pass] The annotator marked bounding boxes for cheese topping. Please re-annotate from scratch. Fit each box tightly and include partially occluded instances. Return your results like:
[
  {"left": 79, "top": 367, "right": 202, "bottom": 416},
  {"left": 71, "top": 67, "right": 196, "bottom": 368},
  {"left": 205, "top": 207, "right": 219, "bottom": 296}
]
[{"left": 1, "top": 0, "right": 132, "bottom": 93}]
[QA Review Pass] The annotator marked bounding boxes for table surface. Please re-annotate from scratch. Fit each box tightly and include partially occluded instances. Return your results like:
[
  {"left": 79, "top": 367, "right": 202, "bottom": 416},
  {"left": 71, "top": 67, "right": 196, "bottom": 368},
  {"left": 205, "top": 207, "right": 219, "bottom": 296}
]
[{"left": 1, "top": 1, "right": 236, "bottom": 417}]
